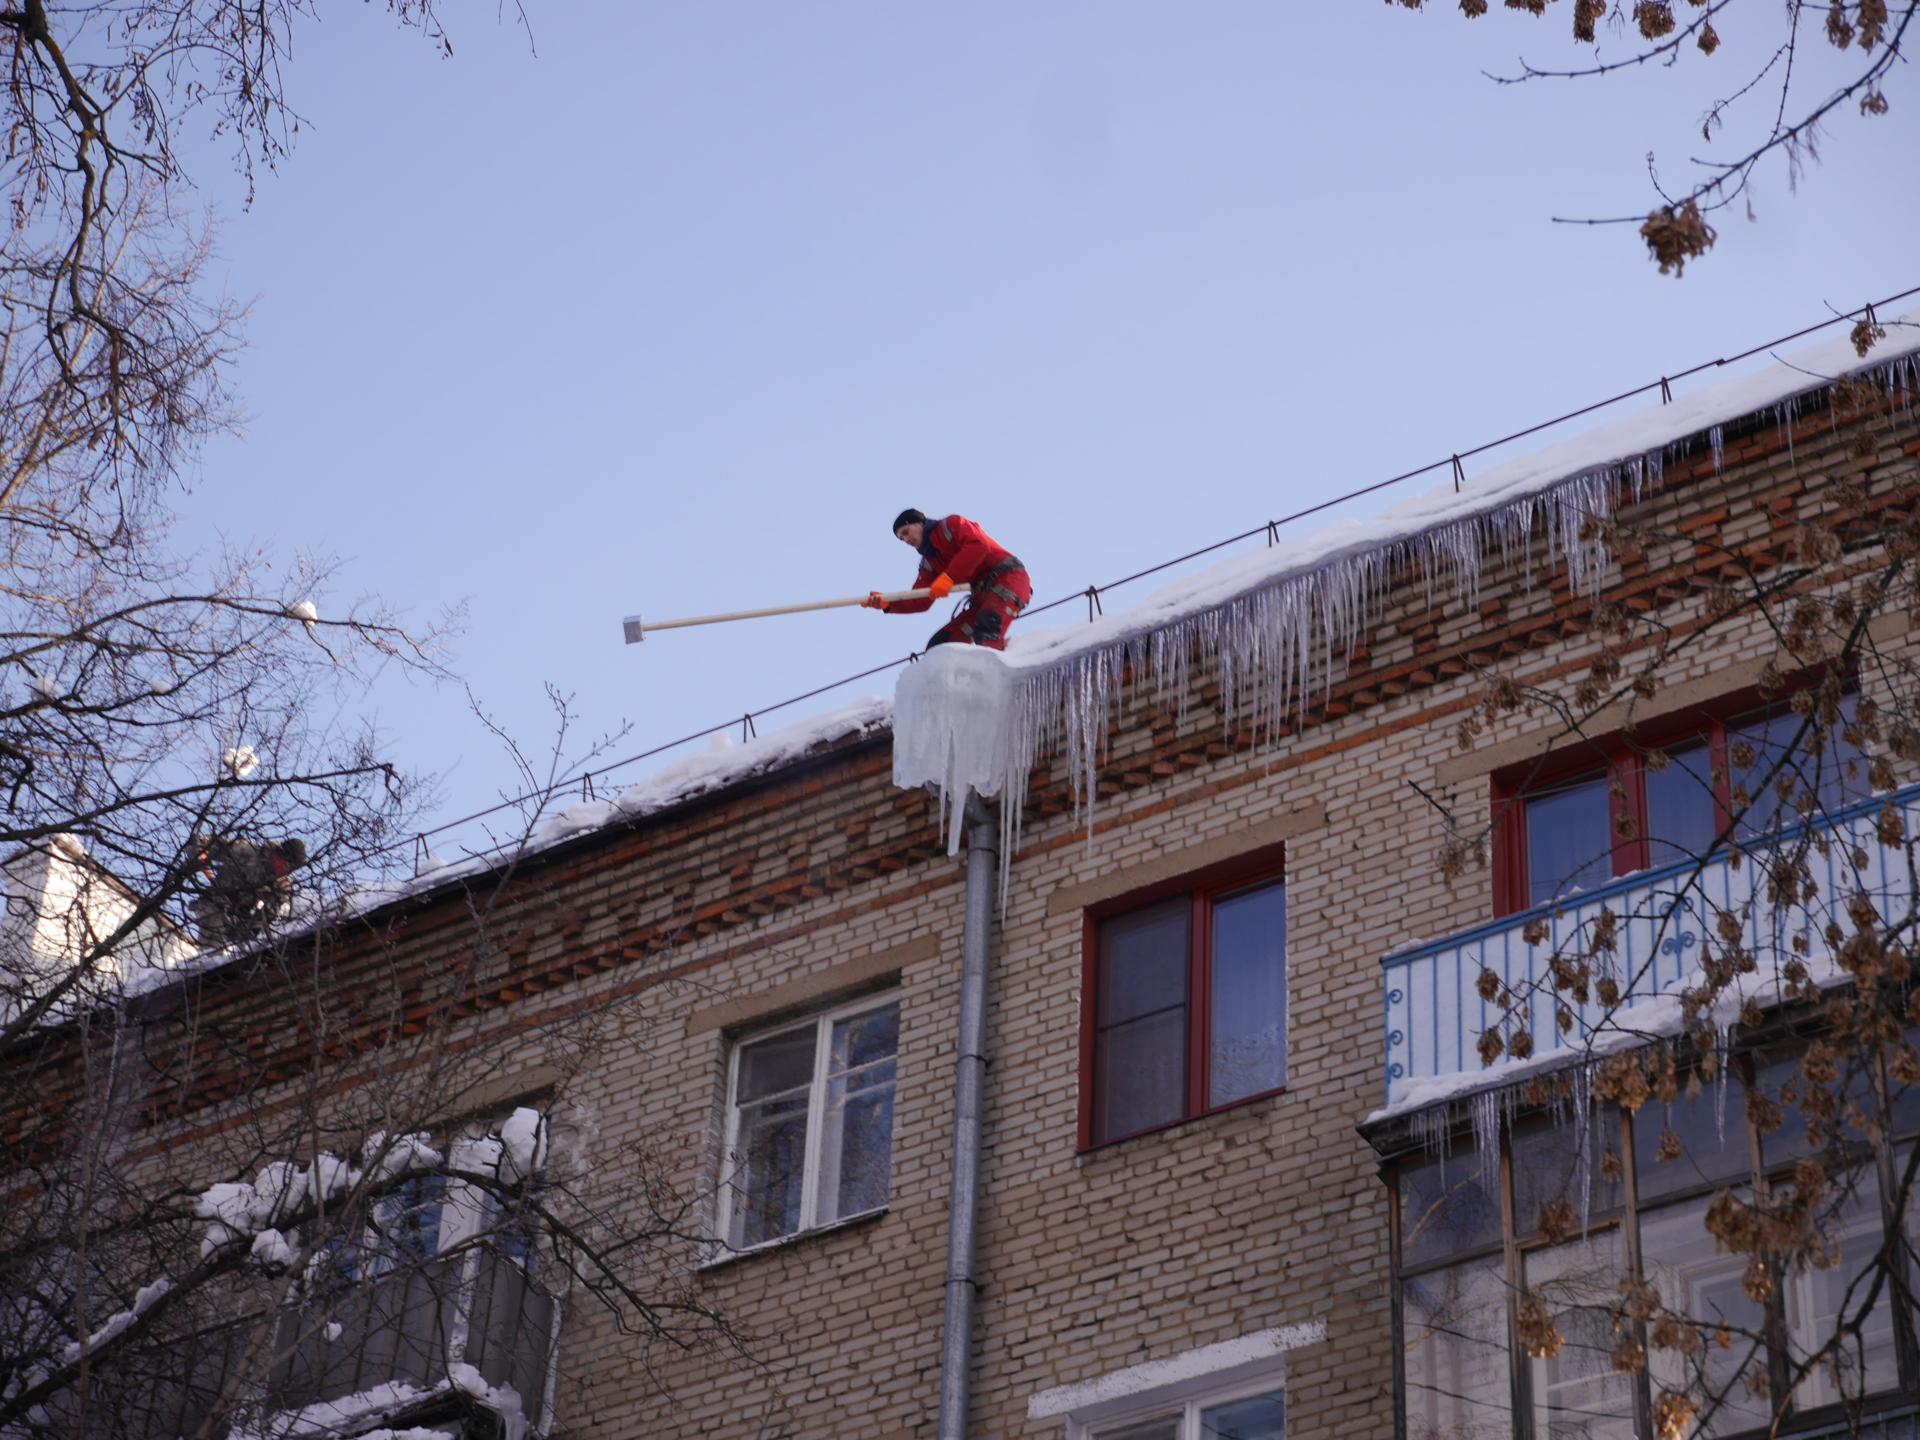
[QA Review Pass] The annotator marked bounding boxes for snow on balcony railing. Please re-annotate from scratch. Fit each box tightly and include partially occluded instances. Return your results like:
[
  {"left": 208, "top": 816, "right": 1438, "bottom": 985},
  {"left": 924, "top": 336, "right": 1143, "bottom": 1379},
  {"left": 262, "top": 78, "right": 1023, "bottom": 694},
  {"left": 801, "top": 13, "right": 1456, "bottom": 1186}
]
[{"left": 1380, "top": 780, "right": 1920, "bottom": 1108}]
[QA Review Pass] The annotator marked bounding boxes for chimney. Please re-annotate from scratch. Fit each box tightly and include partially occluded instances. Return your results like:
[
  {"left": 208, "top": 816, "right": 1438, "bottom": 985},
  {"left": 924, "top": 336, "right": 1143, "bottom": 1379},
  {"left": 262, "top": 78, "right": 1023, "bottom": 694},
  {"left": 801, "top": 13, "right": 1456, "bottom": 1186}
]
[{"left": 1, "top": 836, "right": 194, "bottom": 1022}]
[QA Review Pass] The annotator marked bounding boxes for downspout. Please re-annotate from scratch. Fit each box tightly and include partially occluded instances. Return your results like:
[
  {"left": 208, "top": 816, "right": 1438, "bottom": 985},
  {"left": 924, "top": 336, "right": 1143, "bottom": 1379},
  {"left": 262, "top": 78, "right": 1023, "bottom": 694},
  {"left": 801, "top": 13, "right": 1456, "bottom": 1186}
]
[{"left": 938, "top": 792, "right": 997, "bottom": 1439}]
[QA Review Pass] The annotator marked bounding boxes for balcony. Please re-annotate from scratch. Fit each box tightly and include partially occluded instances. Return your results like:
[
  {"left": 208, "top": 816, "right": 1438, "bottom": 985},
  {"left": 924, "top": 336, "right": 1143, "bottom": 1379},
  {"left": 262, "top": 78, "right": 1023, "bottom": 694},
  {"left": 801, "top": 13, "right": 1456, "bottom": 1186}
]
[
  {"left": 269, "top": 1247, "right": 559, "bottom": 1427},
  {"left": 1381, "top": 781, "right": 1920, "bottom": 1107},
  {"left": 30, "top": 1247, "right": 556, "bottom": 1439}
]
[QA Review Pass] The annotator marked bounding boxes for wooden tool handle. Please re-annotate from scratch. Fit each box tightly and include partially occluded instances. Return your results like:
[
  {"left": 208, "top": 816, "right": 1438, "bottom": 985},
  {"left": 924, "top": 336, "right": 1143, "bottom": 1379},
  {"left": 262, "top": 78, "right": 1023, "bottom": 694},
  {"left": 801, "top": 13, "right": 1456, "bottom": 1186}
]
[{"left": 624, "top": 583, "right": 972, "bottom": 643}]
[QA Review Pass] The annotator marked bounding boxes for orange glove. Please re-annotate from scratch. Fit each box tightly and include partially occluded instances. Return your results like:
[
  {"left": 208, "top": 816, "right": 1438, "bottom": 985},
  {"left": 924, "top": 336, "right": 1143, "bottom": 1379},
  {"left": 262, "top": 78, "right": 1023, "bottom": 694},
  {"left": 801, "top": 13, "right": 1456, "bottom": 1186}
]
[
  {"left": 928, "top": 573, "right": 955, "bottom": 600},
  {"left": 862, "top": 590, "right": 886, "bottom": 610}
]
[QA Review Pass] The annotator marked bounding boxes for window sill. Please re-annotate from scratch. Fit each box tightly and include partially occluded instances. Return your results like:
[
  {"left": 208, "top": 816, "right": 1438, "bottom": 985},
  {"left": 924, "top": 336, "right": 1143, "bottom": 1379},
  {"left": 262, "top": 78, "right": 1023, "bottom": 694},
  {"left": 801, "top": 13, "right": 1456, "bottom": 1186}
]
[
  {"left": 696, "top": 1206, "right": 889, "bottom": 1274},
  {"left": 1078, "top": 1086, "right": 1288, "bottom": 1157}
]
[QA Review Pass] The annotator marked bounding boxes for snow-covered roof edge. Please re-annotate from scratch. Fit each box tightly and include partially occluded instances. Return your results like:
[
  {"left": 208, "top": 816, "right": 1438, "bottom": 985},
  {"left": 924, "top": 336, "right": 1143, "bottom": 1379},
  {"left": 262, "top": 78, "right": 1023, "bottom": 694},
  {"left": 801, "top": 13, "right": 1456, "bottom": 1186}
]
[
  {"left": 980, "top": 318, "right": 1920, "bottom": 846},
  {"left": 105, "top": 697, "right": 893, "bottom": 1009},
  {"left": 370, "top": 695, "right": 893, "bottom": 908},
  {"left": 1003, "top": 316, "right": 1920, "bottom": 676},
  {"left": 102, "top": 316, "right": 1920, "bottom": 1008}
]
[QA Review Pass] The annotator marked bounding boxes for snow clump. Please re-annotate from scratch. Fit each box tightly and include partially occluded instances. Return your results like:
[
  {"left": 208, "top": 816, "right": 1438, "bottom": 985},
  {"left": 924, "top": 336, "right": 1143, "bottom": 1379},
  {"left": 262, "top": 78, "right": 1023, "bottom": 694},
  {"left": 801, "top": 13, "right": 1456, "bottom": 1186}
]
[
  {"left": 497, "top": 1107, "right": 547, "bottom": 1183},
  {"left": 250, "top": 1229, "right": 296, "bottom": 1271}
]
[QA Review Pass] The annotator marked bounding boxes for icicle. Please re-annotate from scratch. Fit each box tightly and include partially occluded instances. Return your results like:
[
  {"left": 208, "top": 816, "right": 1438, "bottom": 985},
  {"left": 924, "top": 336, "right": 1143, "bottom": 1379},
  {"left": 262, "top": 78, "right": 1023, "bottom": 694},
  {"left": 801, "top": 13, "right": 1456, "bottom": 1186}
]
[
  {"left": 1712, "top": 1018, "right": 1732, "bottom": 1143},
  {"left": 1410, "top": 1101, "right": 1455, "bottom": 1171},
  {"left": 1004, "top": 455, "right": 1642, "bottom": 840},
  {"left": 1471, "top": 1085, "right": 1503, "bottom": 1198},
  {"left": 1570, "top": 1060, "right": 1596, "bottom": 1235}
]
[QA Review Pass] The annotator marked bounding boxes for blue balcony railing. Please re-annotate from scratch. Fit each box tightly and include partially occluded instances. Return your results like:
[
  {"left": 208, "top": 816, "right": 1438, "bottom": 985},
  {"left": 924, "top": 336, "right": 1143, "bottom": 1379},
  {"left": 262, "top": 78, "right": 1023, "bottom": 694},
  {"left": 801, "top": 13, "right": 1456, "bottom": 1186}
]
[{"left": 1381, "top": 781, "right": 1920, "bottom": 1106}]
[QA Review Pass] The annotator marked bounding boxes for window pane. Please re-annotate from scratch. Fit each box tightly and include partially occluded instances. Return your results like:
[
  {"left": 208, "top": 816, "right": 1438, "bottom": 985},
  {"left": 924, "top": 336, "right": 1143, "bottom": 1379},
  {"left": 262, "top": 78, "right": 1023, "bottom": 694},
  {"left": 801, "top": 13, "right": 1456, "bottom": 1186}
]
[
  {"left": 1632, "top": 1075, "right": 1752, "bottom": 1205},
  {"left": 498, "top": 1179, "right": 544, "bottom": 1271},
  {"left": 1525, "top": 1229, "right": 1635, "bottom": 1440},
  {"left": 1403, "top": 1257, "right": 1512, "bottom": 1440},
  {"left": 829, "top": 1002, "right": 898, "bottom": 1072},
  {"left": 1198, "top": 1390, "right": 1290, "bottom": 1440},
  {"left": 816, "top": 1059, "right": 895, "bottom": 1225},
  {"left": 729, "top": 1091, "right": 810, "bottom": 1248},
  {"left": 1729, "top": 708, "right": 1797, "bottom": 837},
  {"left": 312, "top": 1232, "right": 363, "bottom": 1291},
  {"left": 1095, "top": 1008, "right": 1186, "bottom": 1141},
  {"left": 1644, "top": 740, "right": 1719, "bottom": 869},
  {"left": 1209, "top": 881, "right": 1286, "bottom": 1105},
  {"left": 1730, "top": 694, "right": 1866, "bottom": 838},
  {"left": 1095, "top": 1418, "right": 1180, "bottom": 1440},
  {"left": 1098, "top": 897, "right": 1190, "bottom": 1025},
  {"left": 1095, "top": 897, "right": 1189, "bottom": 1142},
  {"left": 1526, "top": 774, "right": 1614, "bottom": 908},
  {"left": 1398, "top": 1148, "right": 1502, "bottom": 1270},
  {"left": 369, "top": 1174, "right": 447, "bottom": 1273},
  {"left": 1637, "top": 1198, "right": 1771, "bottom": 1437},
  {"left": 1512, "top": 1115, "right": 1625, "bottom": 1238},
  {"left": 737, "top": 1026, "right": 817, "bottom": 1104},
  {"left": 1784, "top": 1169, "right": 1898, "bottom": 1410},
  {"left": 1892, "top": 1033, "right": 1920, "bottom": 1141},
  {"left": 1200, "top": 1388, "right": 1285, "bottom": 1438},
  {"left": 1754, "top": 1054, "right": 1876, "bottom": 1168}
]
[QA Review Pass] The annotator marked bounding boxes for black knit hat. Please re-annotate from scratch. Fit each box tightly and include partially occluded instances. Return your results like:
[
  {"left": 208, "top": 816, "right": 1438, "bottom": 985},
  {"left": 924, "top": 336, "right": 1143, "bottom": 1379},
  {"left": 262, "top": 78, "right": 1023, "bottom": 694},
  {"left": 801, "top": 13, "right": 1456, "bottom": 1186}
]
[{"left": 891, "top": 508, "right": 926, "bottom": 534}]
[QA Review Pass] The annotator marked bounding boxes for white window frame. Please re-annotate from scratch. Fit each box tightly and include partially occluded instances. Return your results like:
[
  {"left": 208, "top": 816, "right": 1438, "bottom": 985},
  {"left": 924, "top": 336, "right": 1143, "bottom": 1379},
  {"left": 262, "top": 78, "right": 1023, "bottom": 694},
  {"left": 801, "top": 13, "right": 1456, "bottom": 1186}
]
[
  {"left": 364, "top": 1119, "right": 537, "bottom": 1268},
  {"left": 716, "top": 989, "right": 901, "bottom": 1254},
  {"left": 1069, "top": 1371, "right": 1287, "bottom": 1440}
]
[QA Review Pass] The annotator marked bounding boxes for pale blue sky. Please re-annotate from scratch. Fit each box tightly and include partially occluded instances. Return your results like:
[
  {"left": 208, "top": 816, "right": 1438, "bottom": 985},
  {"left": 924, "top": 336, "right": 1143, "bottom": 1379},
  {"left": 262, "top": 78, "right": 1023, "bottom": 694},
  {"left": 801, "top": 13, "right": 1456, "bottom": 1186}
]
[{"left": 177, "top": 3, "right": 1920, "bottom": 858}]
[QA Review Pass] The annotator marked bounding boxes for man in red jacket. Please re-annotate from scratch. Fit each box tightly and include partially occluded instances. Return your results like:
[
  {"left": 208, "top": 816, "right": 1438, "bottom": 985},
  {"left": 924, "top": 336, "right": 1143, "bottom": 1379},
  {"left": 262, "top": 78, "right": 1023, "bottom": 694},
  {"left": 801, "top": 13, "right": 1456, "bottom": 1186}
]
[{"left": 863, "top": 508, "right": 1032, "bottom": 651}]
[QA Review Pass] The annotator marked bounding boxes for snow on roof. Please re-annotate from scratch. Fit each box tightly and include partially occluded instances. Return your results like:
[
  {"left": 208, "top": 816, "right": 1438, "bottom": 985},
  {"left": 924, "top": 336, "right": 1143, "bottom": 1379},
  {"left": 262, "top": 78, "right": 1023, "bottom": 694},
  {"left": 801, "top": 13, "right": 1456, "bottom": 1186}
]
[
  {"left": 107, "top": 314, "right": 1920, "bottom": 999},
  {"left": 998, "top": 314, "right": 1920, "bottom": 673},
  {"left": 341, "top": 696, "right": 891, "bottom": 915},
  {"left": 98, "top": 700, "right": 892, "bottom": 1007},
  {"left": 891, "top": 316, "right": 1920, "bottom": 859},
  {"left": 891, "top": 646, "right": 1017, "bottom": 853},
  {"left": 272, "top": 318, "right": 1920, "bottom": 920}
]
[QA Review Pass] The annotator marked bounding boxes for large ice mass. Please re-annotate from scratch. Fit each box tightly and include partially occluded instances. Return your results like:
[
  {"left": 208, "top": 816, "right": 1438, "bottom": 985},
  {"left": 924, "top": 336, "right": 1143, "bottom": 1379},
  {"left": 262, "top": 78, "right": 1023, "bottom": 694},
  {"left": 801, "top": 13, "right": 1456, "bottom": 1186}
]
[{"left": 891, "top": 645, "right": 1022, "bottom": 856}]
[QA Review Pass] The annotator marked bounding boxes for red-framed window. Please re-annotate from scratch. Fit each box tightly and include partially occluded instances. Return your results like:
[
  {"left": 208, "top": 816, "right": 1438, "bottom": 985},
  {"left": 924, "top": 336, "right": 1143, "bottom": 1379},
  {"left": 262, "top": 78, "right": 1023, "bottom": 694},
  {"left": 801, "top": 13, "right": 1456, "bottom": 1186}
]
[
  {"left": 1077, "top": 842, "right": 1288, "bottom": 1150},
  {"left": 1492, "top": 676, "right": 1869, "bottom": 916}
]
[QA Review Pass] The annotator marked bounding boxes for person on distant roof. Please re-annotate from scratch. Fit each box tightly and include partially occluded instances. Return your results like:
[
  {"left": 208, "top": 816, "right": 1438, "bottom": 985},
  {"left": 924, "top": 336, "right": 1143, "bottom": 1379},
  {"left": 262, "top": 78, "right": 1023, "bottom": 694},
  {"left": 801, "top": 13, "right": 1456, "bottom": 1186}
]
[
  {"left": 863, "top": 509, "right": 1031, "bottom": 652},
  {"left": 192, "top": 835, "right": 308, "bottom": 947}
]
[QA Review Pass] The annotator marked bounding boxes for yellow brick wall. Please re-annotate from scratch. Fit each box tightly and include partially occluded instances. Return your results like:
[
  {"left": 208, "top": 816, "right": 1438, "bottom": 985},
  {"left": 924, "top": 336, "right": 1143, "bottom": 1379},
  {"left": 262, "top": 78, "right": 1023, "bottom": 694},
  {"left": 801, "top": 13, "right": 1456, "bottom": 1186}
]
[{"left": 15, "top": 390, "right": 1913, "bottom": 1439}]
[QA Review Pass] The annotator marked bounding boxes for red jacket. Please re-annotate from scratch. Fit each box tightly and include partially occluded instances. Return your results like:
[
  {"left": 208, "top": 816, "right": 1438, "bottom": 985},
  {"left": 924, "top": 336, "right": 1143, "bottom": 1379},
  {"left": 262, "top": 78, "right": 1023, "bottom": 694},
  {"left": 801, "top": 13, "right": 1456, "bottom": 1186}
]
[{"left": 885, "top": 515, "right": 1017, "bottom": 614}]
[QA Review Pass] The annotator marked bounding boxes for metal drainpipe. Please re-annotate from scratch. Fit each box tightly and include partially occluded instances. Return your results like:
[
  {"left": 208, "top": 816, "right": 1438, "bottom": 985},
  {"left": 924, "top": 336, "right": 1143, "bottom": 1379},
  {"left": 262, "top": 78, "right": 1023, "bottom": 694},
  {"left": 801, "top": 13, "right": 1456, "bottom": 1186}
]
[{"left": 937, "top": 792, "right": 998, "bottom": 1439}]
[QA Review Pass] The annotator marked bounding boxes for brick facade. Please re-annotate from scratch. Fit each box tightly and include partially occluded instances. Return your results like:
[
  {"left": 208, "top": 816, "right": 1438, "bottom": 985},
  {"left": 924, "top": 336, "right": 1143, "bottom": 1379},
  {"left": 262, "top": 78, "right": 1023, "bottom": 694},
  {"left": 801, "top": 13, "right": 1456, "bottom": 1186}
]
[{"left": 7, "top": 378, "right": 1918, "bottom": 1439}]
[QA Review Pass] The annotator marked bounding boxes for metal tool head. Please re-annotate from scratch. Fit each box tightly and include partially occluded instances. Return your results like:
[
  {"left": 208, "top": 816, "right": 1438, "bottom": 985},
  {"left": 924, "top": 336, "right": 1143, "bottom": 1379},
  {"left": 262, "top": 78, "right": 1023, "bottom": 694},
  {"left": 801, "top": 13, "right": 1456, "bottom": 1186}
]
[{"left": 622, "top": 615, "right": 645, "bottom": 645}]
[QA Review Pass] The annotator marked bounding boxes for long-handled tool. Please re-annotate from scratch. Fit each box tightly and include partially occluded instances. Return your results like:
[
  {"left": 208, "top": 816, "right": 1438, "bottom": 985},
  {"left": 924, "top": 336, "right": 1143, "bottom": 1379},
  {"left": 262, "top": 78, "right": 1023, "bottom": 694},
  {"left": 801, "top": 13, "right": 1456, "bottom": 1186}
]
[{"left": 622, "top": 584, "right": 971, "bottom": 644}]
